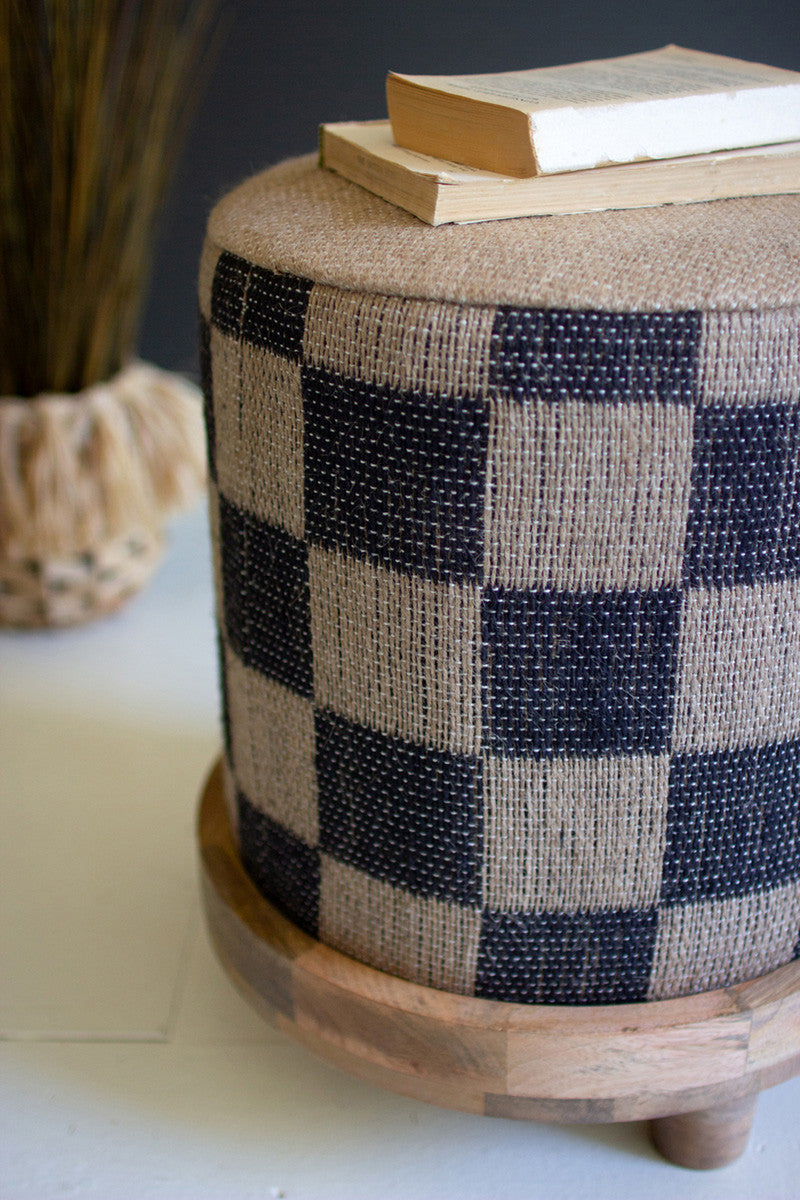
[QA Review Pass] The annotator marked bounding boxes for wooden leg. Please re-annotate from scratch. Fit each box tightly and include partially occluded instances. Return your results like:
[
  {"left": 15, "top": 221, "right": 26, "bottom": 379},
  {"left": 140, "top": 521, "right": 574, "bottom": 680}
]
[{"left": 650, "top": 1093, "right": 758, "bottom": 1170}]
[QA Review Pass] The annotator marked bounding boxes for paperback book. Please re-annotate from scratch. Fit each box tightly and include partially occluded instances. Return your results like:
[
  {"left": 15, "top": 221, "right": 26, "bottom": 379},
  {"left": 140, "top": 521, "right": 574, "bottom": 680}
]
[
  {"left": 387, "top": 46, "right": 800, "bottom": 177},
  {"left": 320, "top": 119, "right": 800, "bottom": 225}
]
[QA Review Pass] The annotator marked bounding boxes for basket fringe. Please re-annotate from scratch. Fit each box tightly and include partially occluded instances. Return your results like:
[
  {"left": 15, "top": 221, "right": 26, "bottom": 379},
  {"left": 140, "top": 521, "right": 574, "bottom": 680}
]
[{"left": 0, "top": 361, "right": 207, "bottom": 558}]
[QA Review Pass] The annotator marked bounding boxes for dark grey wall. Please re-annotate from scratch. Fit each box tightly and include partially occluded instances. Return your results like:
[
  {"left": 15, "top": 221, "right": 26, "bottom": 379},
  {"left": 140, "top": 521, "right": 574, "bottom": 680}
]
[{"left": 140, "top": 0, "right": 800, "bottom": 376}]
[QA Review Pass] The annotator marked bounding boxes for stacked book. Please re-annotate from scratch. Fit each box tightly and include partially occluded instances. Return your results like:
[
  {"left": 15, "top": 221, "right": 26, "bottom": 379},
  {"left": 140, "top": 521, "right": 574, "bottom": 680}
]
[{"left": 319, "top": 46, "right": 800, "bottom": 224}]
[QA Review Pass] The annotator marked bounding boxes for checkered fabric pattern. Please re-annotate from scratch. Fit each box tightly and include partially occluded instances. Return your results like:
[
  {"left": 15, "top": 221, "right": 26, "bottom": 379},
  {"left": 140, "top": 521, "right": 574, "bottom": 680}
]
[{"left": 200, "top": 237, "right": 800, "bottom": 1005}]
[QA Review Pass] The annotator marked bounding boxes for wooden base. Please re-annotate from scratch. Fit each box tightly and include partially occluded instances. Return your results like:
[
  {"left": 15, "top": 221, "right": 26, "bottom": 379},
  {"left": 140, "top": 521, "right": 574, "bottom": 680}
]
[{"left": 198, "top": 759, "right": 800, "bottom": 1169}]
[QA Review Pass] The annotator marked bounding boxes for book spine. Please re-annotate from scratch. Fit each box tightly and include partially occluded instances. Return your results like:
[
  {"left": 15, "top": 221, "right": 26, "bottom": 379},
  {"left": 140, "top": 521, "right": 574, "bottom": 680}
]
[
  {"left": 322, "top": 128, "right": 439, "bottom": 224},
  {"left": 387, "top": 78, "right": 539, "bottom": 176}
]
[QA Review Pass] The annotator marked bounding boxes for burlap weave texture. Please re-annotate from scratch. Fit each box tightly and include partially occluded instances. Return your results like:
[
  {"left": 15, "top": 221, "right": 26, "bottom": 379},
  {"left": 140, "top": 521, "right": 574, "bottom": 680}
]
[{"left": 201, "top": 159, "right": 800, "bottom": 1004}]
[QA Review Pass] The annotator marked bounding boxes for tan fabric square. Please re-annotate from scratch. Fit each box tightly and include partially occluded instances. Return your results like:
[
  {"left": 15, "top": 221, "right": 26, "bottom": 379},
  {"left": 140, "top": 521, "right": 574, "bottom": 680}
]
[
  {"left": 673, "top": 578, "right": 800, "bottom": 754},
  {"left": 701, "top": 309, "right": 800, "bottom": 405},
  {"left": 319, "top": 856, "right": 480, "bottom": 995},
  {"left": 485, "top": 398, "right": 693, "bottom": 590},
  {"left": 224, "top": 643, "right": 318, "bottom": 845},
  {"left": 303, "top": 284, "right": 495, "bottom": 397},
  {"left": 483, "top": 754, "right": 669, "bottom": 912},
  {"left": 198, "top": 239, "right": 222, "bottom": 321},
  {"left": 211, "top": 328, "right": 304, "bottom": 539},
  {"left": 648, "top": 882, "right": 800, "bottom": 1000},
  {"left": 309, "top": 547, "right": 481, "bottom": 755},
  {"left": 207, "top": 483, "right": 224, "bottom": 623}
]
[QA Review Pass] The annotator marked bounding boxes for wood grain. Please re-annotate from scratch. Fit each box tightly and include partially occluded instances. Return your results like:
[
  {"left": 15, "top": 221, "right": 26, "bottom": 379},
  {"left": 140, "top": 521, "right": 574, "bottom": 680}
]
[
  {"left": 650, "top": 1093, "right": 758, "bottom": 1170},
  {"left": 198, "top": 758, "right": 800, "bottom": 1165}
]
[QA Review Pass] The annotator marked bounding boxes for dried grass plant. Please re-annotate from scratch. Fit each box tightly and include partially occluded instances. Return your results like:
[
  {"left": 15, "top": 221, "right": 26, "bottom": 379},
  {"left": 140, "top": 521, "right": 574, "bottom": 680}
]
[
  {"left": 0, "top": 0, "right": 217, "bottom": 625},
  {"left": 0, "top": 0, "right": 217, "bottom": 397}
]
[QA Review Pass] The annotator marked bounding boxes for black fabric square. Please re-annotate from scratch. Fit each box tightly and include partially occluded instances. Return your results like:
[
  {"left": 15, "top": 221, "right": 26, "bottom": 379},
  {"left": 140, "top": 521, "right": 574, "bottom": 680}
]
[
  {"left": 488, "top": 308, "right": 700, "bottom": 404},
  {"left": 684, "top": 403, "right": 800, "bottom": 587},
  {"left": 316, "top": 710, "right": 482, "bottom": 904},
  {"left": 475, "top": 907, "right": 658, "bottom": 1004},
  {"left": 210, "top": 250, "right": 312, "bottom": 360},
  {"left": 210, "top": 250, "right": 249, "bottom": 338},
  {"left": 662, "top": 741, "right": 800, "bottom": 905},
  {"left": 238, "top": 791, "right": 320, "bottom": 937},
  {"left": 199, "top": 314, "right": 215, "bottom": 484},
  {"left": 483, "top": 587, "right": 680, "bottom": 757},
  {"left": 303, "top": 366, "right": 488, "bottom": 582},
  {"left": 219, "top": 496, "right": 312, "bottom": 697},
  {"left": 239, "top": 264, "right": 312, "bottom": 360},
  {"left": 217, "top": 631, "right": 232, "bottom": 763}
]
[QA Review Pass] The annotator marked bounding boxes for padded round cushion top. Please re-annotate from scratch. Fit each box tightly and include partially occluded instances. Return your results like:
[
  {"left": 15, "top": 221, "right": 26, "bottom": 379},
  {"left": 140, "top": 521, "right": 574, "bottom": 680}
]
[{"left": 204, "top": 153, "right": 800, "bottom": 312}]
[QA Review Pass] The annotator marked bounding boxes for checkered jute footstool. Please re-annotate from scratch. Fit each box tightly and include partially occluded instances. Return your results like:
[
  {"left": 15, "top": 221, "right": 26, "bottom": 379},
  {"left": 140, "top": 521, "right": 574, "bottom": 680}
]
[{"left": 197, "top": 155, "right": 800, "bottom": 1168}]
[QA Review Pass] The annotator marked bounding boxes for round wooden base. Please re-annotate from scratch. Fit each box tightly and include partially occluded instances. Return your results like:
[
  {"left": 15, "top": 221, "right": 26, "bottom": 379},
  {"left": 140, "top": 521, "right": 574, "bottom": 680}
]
[{"left": 198, "top": 760, "right": 800, "bottom": 1170}]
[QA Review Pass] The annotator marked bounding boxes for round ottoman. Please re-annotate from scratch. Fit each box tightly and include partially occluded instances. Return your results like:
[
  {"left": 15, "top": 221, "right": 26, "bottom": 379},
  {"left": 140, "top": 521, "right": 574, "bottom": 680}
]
[{"left": 198, "top": 155, "right": 800, "bottom": 1167}]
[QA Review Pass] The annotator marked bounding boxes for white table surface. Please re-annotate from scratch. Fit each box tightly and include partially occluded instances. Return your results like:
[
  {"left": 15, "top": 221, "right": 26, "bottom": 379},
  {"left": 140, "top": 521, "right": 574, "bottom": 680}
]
[{"left": 3, "top": 502, "right": 800, "bottom": 1200}]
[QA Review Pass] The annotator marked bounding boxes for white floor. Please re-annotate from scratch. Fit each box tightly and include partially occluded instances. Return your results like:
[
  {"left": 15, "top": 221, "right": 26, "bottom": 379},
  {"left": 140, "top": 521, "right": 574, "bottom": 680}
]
[{"left": 2, "top": 504, "right": 799, "bottom": 1200}]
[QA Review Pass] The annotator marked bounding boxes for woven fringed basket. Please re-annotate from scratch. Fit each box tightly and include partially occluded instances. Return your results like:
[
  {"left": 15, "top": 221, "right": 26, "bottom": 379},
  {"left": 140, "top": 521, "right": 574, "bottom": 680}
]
[
  {"left": 0, "top": 361, "right": 206, "bottom": 627},
  {"left": 200, "top": 156, "right": 800, "bottom": 1007}
]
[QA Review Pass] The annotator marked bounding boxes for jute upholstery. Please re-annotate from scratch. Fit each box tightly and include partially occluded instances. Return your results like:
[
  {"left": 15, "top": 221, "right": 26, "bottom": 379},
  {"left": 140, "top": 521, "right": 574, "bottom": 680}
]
[{"left": 200, "top": 155, "right": 800, "bottom": 1004}]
